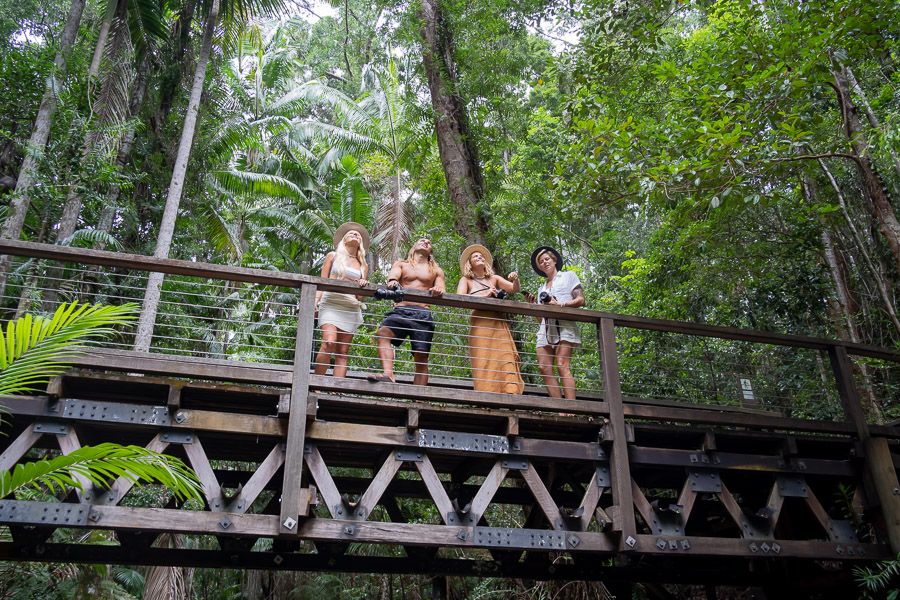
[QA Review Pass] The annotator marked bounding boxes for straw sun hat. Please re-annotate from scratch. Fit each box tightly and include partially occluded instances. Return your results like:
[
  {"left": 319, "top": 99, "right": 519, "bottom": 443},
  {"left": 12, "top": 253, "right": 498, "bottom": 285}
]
[
  {"left": 459, "top": 244, "right": 493, "bottom": 272},
  {"left": 333, "top": 222, "right": 371, "bottom": 249}
]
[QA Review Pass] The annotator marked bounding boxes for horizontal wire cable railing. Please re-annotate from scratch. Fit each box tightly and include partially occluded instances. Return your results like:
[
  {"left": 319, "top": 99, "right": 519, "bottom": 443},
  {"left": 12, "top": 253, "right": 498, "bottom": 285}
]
[{"left": 0, "top": 246, "right": 896, "bottom": 420}]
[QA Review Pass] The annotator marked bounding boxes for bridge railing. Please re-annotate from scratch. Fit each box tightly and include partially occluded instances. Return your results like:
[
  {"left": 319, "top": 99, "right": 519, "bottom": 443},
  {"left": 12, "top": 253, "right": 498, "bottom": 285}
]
[{"left": 0, "top": 239, "right": 897, "bottom": 423}]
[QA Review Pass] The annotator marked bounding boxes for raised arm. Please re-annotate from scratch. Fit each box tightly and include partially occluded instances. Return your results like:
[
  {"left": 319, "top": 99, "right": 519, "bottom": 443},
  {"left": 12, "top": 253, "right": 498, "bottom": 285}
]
[{"left": 493, "top": 271, "right": 520, "bottom": 294}]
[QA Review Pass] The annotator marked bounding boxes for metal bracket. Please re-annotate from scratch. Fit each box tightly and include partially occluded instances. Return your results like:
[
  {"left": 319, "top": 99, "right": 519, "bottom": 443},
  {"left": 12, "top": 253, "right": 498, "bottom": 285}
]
[
  {"left": 418, "top": 430, "right": 509, "bottom": 454},
  {"left": 32, "top": 422, "right": 70, "bottom": 435},
  {"left": 687, "top": 469, "right": 722, "bottom": 493},
  {"left": 60, "top": 399, "right": 171, "bottom": 426},
  {"left": 500, "top": 458, "right": 528, "bottom": 470},
  {"left": 0, "top": 500, "right": 89, "bottom": 527},
  {"left": 596, "top": 466, "right": 611, "bottom": 488},
  {"left": 776, "top": 476, "right": 808, "bottom": 498},
  {"left": 160, "top": 431, "right": 194, "bottom": 445},
  {"left": 447, "top": 512, "right": 476, "bottom": 526},
  {"left": 473, "top": 527, "right": 572, "bottom": 550},
  {"left": 828, "top": 520, "right": 859, "bottom": 543},
  {"left": 395, "top": 449, "right": 424, "bottom": 462}
]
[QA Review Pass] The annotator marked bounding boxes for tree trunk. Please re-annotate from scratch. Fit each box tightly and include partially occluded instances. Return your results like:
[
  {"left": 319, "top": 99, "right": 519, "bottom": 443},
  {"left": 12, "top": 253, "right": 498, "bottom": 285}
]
[
  {"left": 817, "top": 157, "right": 900, "bottom": 337},
  {"left": 0, "top": 0, "right": 88, "bottom": 300},
  {"left": 832, "top": 63, "right": 900, "bottom": 271},
  {"left": 803, "top": 176, "right": 882, "bottom": 420},
  {"left": 419, "top": 0, "right": 489, "bottom": 245},
  {"left": 845, "top": 65, "right": 900, "bottom": 188},
  {"left": 142, "top": 534, "right": 193, "bottom": 600},
  {"left": 133, "top": 0, "right": 220, "bottom": 352},
  {"left": 88, "top": 0, "right": 117, "bottom": 81}
]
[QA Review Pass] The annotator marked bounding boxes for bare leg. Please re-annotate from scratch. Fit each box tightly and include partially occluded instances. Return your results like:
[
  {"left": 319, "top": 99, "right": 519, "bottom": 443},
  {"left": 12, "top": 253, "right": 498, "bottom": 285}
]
[
  {"left": 536, "top": 345, "right": 562, "bottom": 398},
  {"left": 412, "top": 350, "right": 430, "bottom": 386},
  {"left": 314, "top": 324, "right": 338, "bottom": 376},
  {"left": 554, "top": 341, "right": 576, "bottom": 400},
  {"left": 331, "top": 330, "right": 354, "bottom": 378},
  {"left": 374, "top": 325, "right": 397, "bottom": 381}
]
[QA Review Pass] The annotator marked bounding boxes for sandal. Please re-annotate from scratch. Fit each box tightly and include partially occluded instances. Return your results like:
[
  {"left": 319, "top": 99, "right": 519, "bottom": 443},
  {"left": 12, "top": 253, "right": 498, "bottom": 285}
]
[{"left": 366, "top": 374, "right": 395, "bottom": 383}]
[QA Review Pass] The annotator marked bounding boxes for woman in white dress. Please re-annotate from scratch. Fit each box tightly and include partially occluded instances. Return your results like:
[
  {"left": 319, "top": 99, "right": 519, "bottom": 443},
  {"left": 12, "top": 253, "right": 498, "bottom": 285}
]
[
  {"left": 314, "top": 222, "right": 370, "bottom": 377},
  {"left": 525, "top": 246, "right": 585, "bottom": 400}
]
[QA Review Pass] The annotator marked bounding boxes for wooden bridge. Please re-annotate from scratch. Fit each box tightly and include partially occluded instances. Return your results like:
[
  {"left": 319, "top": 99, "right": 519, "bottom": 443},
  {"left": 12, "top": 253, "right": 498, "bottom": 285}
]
[{"left": 0, "top": 239, "right": 898, "bottom": 597}]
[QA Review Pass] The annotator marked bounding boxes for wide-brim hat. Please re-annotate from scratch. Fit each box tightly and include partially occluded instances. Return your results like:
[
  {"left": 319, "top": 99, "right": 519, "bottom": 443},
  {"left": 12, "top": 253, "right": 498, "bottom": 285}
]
[
  {"left": 531, "top": 246, "right": 563, "bottom": 277},
  {"left": 459, "top": 244, "right": 493, "bottom": 273},
  {"left": 333, "top": 222, "right": 370, "bottom": 249}
]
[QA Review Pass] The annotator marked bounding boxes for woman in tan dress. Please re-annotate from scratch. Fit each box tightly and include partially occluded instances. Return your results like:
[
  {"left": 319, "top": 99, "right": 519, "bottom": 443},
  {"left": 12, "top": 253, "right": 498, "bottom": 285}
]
[{"left": 456, "top": 245, "right": 524, "bottom": 394}]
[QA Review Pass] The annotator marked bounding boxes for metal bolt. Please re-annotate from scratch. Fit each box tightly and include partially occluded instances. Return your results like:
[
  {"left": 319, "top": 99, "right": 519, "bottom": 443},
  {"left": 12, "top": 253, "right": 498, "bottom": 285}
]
[
  {"left": 893, "top": 487, "right": 900, "bottom": 496},
  {"left": 273, "top": 555, "right": 284, "bottom": 565},
  {"left": 282, "top": 517, "right": 297, "bottom": 530},
  {"left": 625, "top": 535, "right": 637, "bottom": 548},
  {"left": 175, "top": 412, "right": 187, "bottom": 423}
]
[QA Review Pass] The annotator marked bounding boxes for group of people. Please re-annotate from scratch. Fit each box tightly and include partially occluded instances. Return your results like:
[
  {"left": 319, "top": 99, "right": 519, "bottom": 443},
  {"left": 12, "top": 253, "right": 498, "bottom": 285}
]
[{"left": 313, "top": 222, "right": 585, "bottom": 400}]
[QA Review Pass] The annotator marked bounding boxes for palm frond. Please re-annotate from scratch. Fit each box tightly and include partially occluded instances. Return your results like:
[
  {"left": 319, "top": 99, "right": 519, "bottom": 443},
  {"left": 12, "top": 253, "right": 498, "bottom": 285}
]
[
  {"left": 0, "top": 302, "right": 139, "bottom": 395},
  {"left": 210, "top": 169, "right": 303, "bottom": 199},
  {"left": 0, "top": 443, "right": 203, "bottom": 502}
]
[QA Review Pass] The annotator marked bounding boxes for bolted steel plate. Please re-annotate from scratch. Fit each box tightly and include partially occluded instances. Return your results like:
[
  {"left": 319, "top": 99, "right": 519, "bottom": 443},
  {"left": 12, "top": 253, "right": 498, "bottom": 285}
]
[
  {"left": 61, "top": 399, "right": 171, "bottom": 426},
  {"left": 0, "top": 500, "right": 89, "bottom": 527},
  {"left": 687, "top": 469, "right": 722, "bottom": 493},
  {"left": 418, "top": 429, "right": 509, "bottom": 454},
  {"left": 473, "top": 527, "right": 569, "bottom": 550}
]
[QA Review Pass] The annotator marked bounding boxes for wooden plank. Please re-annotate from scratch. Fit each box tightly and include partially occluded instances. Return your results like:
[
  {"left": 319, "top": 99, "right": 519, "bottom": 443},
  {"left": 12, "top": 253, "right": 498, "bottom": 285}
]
[
  {"left": 354, "top": 453, "right": 403, "bottom": 521},
  {"left": 804, "top": 489, "right": 836, "bottom": 539},
  {"left": 630, "top": 447, "right": 854, "bottom": 477},
  {"left": 304, "top": 444, "right": 342, "bottom": 518},
  {"left": 55, "top": 428, "right": 92, "bottom": 502},
  {"left": 630, "top": 480, "right": 655, "bottom": 533},
  {"left": 577, "top": 469, "right": 603, "bottom": 532},
  {"left": 520, "top": 464, "right": 565, "bottom": 531},
  {"left": 71, "top": 349, "right": 292, "bottom": 385},
  {"left": 865, "top": 436, "right": 900, "bottom": 552},
  {"left": 767, "top": 481, "right": 785, "bottom": 528},
  {"left": 0, "top": 426, "right": 43, "bottom": 472},
  {"left": 183, "top": 437, "right": 226, "bottom": 512},
  {"left": 677, "top": 479, "right": 698, "bottom": 526},
  {"left": 599, "top": 319, "right": 636, "bottom": 545},
  {"left": 310, "top": 375, "right": 605, "bottom": 415},
  {"left": 631, "top": 534, "right": 886, "bottom": 560},
  {"left": 307, "top": 421, "right": 601, "bottom": 462},
  {"left": 716, "top": 485, "right": 748, "bottom": 535},
  {"left": 414, "top": 455, "right": 455, "bottom": 525},
  {"left": 230, "top": 444, "right": 285, "bottom": 514},
  {"left": 280, "top": 284, "right": 317, "bottom": 534},
  {"left": 96, "top": 433, "right": 170, "bottom": 505},
  {"left": 468, "top": 461, "right": 509, "bottom": 525}
]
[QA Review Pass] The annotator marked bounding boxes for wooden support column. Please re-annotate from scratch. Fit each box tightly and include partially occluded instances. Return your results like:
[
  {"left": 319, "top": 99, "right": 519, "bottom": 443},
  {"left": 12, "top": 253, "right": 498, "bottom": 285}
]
[
  {"left": 280, "top": 284, "right": 317, "bottom": 534},
  {"left": 830, "top": 344, "right": 900, "bottom": 552},
  {"left": 599, "top": 318, "right": 636, "bottom": 548}
]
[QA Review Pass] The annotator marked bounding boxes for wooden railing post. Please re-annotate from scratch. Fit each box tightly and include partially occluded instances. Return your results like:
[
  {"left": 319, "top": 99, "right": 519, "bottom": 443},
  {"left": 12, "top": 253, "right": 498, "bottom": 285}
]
[
  {"left": 599, "top": 318, "right": 636, "bottom": 548},
  {"left": 829, "top": 344, "right": 900, "bottom": 553},
  {"left": 279, "top": 283, "right": 317, "bottom": 534}
]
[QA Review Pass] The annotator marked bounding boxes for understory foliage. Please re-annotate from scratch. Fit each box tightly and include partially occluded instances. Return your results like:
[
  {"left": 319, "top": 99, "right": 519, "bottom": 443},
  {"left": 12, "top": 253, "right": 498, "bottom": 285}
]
[{"left": 0, "top": 0, "right": 898, "bottom": 596}]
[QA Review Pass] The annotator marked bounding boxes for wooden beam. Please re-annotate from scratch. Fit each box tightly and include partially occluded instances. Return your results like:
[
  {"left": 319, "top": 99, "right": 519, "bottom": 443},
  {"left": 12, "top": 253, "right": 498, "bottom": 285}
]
[
  {"left": 354, "top": 452, "right": 403, "bottom": 521},
  {"left": 520, "top": 463, "right": 565, "bottom": 531},
  {"left": 229, "top": 443, "right": 285, "bottom": 514},
  {"left": 280, "top": 284, "right": 317, "bottom": 534},
  {"left": 414, "top": 454, "right": 455, "bottom": 525},
  {"left": 467, "top": 461, "right": 509, "bottom": 525},
  {"left": 304, "top": 444, "right": 341, "bottom": 518},
  {"left": 600, "top": 319, "right": 636, "bottom": 546},
  {"left": 0, "top": 426, "right": 43, "bottom": 472},
  {"left": 183, "top": 437, "right": 225, "bottom": 512}
]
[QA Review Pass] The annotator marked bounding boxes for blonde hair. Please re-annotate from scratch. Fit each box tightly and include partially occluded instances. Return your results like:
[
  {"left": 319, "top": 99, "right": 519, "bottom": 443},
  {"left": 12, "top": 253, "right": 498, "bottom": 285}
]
[
  {"left": 331, "top": 233, "right": 368, "bottom": 279},
  {"left": 403, "top": 243, "right": 440, "bottom": 276},
  {"left": 463, "top": 255, "right": 495, "bottom": 280}
]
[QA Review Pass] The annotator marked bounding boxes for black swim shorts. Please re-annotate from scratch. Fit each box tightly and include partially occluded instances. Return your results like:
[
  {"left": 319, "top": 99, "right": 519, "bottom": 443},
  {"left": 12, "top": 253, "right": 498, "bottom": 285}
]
[{"left": 380, "top": 306, "right": 435, "bottom": 354}]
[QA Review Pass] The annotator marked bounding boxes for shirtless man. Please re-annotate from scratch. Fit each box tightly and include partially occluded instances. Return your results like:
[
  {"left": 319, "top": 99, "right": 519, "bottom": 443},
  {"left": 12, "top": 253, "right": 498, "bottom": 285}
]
[{"left": 367, "top": 238, "right": 446, "bottom": 385}]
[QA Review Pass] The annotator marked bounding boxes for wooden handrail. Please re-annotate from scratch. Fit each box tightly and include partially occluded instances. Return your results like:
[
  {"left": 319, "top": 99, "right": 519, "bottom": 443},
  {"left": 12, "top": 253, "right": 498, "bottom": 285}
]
[{"left": 1, "top": 239, "right": 897, "bottom": 362}]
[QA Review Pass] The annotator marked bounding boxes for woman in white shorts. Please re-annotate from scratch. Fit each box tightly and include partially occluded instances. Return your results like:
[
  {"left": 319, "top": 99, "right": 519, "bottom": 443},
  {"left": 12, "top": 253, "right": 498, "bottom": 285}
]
[
  {"left": 526, "top": 246, "right": 585, "bottom": 400},
  {"left": 313, "top": 222, "right": 370, "bottom": 378}
]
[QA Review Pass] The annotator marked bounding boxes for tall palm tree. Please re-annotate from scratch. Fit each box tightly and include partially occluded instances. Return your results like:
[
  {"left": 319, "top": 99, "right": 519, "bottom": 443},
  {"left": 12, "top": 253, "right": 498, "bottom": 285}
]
[
  {"left": 289, "top": 58, "right": 429, "bottom": 263},
  {"left": 133, "top": 0, "right": 288, "bottom": 352}
]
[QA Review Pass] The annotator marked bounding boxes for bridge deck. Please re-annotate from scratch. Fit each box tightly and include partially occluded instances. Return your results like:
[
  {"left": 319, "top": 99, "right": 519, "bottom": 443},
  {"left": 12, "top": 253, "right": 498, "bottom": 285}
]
[{"left": 0, "top": 240, "right": 898, "bottom": 595}]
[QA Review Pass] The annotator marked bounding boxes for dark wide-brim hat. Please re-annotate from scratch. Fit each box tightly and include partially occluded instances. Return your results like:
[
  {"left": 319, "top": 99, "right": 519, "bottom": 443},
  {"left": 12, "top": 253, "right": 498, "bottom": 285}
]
[
  {"left": 459, "top": 244, "right": 493, "bottom": 272},
  {"left": 531, "top": 246, "right": 563, "bottom": 277},
  {"left": 333, "top": 222, "right": 371, "bottom": 249}
]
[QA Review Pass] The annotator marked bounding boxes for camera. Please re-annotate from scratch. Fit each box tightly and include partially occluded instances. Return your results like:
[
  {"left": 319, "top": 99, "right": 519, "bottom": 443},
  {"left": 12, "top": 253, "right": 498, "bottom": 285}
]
[
  {"left": 495, "top": 289, "right": 509, "bottom": 300},
  {"left": 538, "top": 291, "right": 552, "bottom": 304},
  {"left": 374, "top": 286, "right": 405, "bottom": 302}
]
